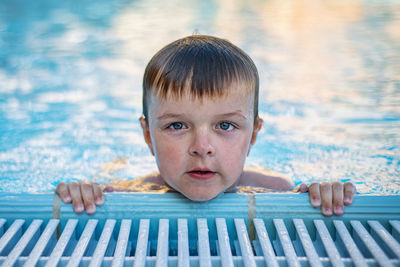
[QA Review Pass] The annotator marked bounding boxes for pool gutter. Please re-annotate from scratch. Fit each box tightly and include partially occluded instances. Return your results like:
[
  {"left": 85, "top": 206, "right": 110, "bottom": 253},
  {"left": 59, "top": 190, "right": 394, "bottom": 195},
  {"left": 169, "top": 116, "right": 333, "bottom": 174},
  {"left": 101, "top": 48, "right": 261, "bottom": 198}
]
[
  {"left": 1, "top": 192, "right": 399, "bottom": 266},
  {"left": 0, "top": 192, "right": 399, "bottom": 222}
]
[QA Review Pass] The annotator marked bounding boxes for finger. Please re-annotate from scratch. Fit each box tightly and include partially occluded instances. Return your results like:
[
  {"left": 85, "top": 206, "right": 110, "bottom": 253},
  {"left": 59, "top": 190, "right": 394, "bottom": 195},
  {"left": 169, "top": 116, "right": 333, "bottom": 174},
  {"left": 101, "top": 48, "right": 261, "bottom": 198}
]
[
  {"left": 296, "top": 183, "right": 308, "bottom": 193},
  {"left": 308, "top": 182, "right": 321, "bottom": 207},
  {"left": 104, "top": 185, "right": 114, "bottom": 192},
  {"left": 343, "top": 182, "right": 355, "bottom": 205},
  {"left": 332, "top": 181, "right": 344, "bottom": 215},
  {"left": 68, "top": 182, "right": 84, "bottom": 213},
  {"left": 300, "top": 183, "right": 308, "bottom": 192},
  {"left": 80, "top": 183, "right": 96, "bottom": 215},
  {"left": 56, "top": 182, "right": 71, "bottom": 203},
  {"left": 320, "top": 182, "right": 333, "bottom": 216},
  {"left": 92, "top": 183, "right": 104, "bottom": 205}
]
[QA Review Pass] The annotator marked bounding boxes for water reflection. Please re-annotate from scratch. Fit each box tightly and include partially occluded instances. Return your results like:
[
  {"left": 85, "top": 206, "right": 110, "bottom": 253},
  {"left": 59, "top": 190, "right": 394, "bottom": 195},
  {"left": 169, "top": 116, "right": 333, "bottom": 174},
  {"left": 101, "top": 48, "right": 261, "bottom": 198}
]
[{"left": 0, "top": 0, "right": 399, "bottom": 193}]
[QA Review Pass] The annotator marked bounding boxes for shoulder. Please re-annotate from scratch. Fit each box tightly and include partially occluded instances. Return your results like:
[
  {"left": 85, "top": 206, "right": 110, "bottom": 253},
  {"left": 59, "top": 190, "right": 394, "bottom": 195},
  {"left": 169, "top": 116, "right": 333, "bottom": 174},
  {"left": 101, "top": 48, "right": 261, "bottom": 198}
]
[
  {"left": 108, "top": 172, "right": 173, "bottom": 192},
  {"left": 141, "top": 172, "right": 167, "bottom": 185},
  {"left": 238, "top": 169, "right": 295, "bottom": 191}
]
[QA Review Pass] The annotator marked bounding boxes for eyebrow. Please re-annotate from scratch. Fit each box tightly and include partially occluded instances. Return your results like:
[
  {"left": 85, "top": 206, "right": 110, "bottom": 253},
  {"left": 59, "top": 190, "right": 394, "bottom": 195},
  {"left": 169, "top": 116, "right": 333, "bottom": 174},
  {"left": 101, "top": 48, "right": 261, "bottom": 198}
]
[
  {"left": 217, "top": 111, "right": 248, "bottom": 120},
  {"left": 157, "top": 111, "right": 248, "bottom": 121},
  {"left": 157, "top": 113, "right": 185, "bottom": 121}
]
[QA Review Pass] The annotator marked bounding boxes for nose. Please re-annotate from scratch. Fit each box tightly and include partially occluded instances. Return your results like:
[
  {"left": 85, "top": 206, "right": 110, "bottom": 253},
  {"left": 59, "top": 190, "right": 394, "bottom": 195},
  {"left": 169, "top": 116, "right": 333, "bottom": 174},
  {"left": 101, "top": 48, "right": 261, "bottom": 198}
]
[{"left": 189, "top": 129, "right": 215, "bottom": 157}]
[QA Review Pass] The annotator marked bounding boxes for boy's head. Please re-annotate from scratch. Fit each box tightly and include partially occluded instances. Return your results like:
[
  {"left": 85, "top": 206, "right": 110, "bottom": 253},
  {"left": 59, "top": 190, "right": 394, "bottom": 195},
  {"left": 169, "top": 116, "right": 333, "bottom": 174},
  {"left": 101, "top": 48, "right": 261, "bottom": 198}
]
[
  {"left": 142, "top": 35, "right": 259, "bottom": 123},
  {"left": 140, "top": 35, "right": 262, "bottom": 201}
]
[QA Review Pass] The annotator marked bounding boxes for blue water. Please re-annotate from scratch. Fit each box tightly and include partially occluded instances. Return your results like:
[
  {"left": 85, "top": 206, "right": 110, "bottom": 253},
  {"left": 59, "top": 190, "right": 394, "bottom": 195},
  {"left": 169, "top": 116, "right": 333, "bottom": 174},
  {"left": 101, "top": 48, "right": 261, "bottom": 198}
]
[{"left": 0, "top": 0, "right": 399, "bottom": 194}]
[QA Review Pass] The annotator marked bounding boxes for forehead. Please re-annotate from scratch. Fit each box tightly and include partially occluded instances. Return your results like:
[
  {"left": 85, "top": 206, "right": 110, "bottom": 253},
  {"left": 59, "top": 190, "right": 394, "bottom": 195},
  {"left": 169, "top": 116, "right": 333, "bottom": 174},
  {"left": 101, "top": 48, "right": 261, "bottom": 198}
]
[
  {"left": 147, "top": 84, "right": 255, "bottom": 115},
  {"left": 150, "top": 77, "right": 255, "bottom": 101}
]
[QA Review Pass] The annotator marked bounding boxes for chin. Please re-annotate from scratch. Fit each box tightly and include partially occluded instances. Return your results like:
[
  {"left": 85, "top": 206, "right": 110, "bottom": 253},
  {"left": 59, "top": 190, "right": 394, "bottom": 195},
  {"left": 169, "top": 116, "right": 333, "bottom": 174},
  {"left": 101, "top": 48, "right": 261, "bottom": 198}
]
[{"left": 182, "top": 190, "right": 220, "bottom": 202}]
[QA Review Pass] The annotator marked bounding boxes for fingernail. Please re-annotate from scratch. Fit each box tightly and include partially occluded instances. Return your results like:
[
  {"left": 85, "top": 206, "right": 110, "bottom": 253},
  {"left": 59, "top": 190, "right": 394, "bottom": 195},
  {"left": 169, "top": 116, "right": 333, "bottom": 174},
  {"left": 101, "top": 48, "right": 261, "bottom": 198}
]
[
  {"left": 334, "top": 206, "right": 343, "bottom": 214},
  {"left": 75, "top": 203, "right": 84, "bottom": 213},
  {"left": 95, "top": 197, "right": 104, "bottom": 205},
  {"left": 300, "top": 184, "right": 307, "bottom": 192},
  {"left": 104, "top": 185, "right": 114, "bottom": 192},
  {"left": 323, "top": 207, "right": 332, "bottom": 216},
  {"left": 344, "top": 197, "right": 352, "bottom": 204},
  {"left": 86, "top": 204, "right": 95, "bottom": 214},
  {"left": 312, "top": 197, "right": 321, "bottom": 206},
  {"left": 64, "top": 195, "right": 71, "bottom": 203}
]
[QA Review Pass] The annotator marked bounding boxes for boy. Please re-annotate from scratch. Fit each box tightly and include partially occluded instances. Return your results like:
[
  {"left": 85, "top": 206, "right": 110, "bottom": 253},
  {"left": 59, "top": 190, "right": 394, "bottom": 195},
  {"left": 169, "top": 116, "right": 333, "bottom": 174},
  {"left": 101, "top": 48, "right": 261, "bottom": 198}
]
[{"left": 56, "top": 35, "right": 355, "bottom": 216}]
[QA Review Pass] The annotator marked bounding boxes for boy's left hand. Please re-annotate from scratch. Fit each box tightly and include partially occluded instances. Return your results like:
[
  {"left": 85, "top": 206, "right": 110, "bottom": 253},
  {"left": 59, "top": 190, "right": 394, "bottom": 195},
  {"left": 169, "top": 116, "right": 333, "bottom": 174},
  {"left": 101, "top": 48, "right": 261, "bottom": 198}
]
[{"left": 297, "top": 181, "right": 355, "bottom": 216}]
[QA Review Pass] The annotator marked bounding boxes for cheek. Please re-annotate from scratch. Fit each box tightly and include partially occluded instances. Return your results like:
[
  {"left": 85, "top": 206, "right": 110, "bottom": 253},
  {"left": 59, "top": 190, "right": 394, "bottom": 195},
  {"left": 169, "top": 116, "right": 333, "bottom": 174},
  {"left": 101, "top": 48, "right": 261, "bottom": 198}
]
[
  {"left": 153, "top": 134, "right": 185, "bottom": 169},
  {"left": 220, "top": 134, "right": 252, "bottom": 164}
]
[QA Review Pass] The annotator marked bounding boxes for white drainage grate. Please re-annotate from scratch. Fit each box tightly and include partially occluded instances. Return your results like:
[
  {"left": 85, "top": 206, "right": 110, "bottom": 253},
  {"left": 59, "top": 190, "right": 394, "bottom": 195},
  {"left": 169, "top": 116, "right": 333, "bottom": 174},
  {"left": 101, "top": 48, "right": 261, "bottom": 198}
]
[{"left": 0, "top": 218, "right": 399, "bottom": 267}]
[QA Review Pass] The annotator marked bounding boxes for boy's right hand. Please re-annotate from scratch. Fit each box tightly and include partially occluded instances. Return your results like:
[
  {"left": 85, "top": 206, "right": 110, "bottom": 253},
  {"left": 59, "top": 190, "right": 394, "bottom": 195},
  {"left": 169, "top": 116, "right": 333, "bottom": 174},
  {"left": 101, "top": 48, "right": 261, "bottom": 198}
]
[{"left": 56, "top": 182, "right": 113, "bottom": 214}]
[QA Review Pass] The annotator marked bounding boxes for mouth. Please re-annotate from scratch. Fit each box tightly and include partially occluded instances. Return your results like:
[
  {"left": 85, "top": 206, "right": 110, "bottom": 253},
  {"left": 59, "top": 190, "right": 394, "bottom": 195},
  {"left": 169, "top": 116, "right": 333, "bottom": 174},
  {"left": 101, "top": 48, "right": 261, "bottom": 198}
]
[{"left": 187, "top": 169, "right": 216, "bottom": 180}]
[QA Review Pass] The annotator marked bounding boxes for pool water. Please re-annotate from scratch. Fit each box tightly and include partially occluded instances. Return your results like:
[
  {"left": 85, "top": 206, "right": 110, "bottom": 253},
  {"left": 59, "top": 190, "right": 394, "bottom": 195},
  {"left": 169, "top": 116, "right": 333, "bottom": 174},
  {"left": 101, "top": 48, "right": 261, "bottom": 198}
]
[{"left": 0, "top": 0, "right": 399, "bottom": 194}]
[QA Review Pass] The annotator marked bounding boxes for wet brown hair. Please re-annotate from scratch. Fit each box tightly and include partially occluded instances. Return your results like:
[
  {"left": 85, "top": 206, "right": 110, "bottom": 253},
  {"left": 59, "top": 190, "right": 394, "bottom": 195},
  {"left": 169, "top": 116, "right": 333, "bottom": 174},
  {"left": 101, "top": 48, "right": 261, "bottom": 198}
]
[{"left": 142, "top": 35, "right": 259, "bottom": 123}]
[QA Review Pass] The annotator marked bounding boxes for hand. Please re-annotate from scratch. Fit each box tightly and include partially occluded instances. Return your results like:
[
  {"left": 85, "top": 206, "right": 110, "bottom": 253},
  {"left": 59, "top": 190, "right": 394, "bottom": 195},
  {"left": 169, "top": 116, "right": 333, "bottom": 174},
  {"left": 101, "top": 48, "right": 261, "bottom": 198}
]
[
  {"left": 297, "top": 181, "right": 355, "bottom": 216},
  {"left": 56, "top": 182, "right": 114, "bottom": 214}
]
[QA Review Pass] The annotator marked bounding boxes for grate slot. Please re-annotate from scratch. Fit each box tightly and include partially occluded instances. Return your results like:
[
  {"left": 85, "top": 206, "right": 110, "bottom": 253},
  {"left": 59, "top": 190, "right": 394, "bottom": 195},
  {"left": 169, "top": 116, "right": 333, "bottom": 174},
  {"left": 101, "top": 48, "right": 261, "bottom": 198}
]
[
  {"left": 24, "top": 219, "right": 59, "bottom": 267},
  {"left": 216, "top": 218, "right": 234, "bottom": 267},
  {"left": 351, "top": 220, "right": 394, "bottom": 267},
  {"left": 368, "top": 220, "right": 400, "bottom": 258},
  {"left": 390, "top": 220, "right": 400, "bottom": 241},
  {"left": 234, "top": 218, "right": 257, "bottom": 267},
  {"left": 273, "top": 219, "right": 300, "bottom": 267},
  {"left": 197, "top": 218, "right": 211, "bottom": 267},
  {"left": 177, "top": 219, "right": 190, "bottom": 267},
  {"left": 293, "top": 219, "right": 322, "bottom": 267},
  {"left": 133, "top": 219, "right": 150, "bottom": 267},
  {"left": 112, "top": 219, "right": 131, "bottom": 267},
  {"left": 314, "top": 220, "right": 344, "bottom": 267},
  {"left": 253, "top": 218, "right": 279, "bottom": 267},
  {"left": 67, "top": 219, "right": 97, "bottom": 267},
  {"left": 89, "top": 219, "right": 116, "bottom": 267},
  {"left": 333, "top": 220, "right": 366, "bottom": 267},
  {"left": 156, "top": 219, "right": 169, "bottom": 267},
  {"left": 0, "top": 219, "right": 24, "bottom": 256},
  {"left": 2, "top": 219, "right": 42, "bottom": 267},
  {"left": 45, "top": 219, "right": 78, "bottom": 267},
  {"left": 0, "top": 219, "right": 5, "bottom": 236}
]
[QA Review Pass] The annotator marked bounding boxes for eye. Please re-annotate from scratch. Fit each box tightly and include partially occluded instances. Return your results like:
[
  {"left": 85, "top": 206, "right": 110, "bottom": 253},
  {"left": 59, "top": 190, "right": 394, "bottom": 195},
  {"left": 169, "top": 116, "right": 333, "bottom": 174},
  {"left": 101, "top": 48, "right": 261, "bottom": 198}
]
[
  {"left": 168, "top": 122, "right": 185, "bottom": 130},
  {"left": 217, "top": 121, "right": 234, "bottom": 131}
]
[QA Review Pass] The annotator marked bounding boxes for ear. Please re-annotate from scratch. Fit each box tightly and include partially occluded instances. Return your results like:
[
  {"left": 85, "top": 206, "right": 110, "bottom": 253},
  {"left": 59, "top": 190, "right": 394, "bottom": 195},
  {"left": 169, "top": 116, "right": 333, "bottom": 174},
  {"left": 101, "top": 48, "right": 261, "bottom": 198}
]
[
  {"left": 247, "top": 117, "right": 263, "bottom": 156},
  {"left": 139, "top": 116, "right": 155, "bottom": 156}
]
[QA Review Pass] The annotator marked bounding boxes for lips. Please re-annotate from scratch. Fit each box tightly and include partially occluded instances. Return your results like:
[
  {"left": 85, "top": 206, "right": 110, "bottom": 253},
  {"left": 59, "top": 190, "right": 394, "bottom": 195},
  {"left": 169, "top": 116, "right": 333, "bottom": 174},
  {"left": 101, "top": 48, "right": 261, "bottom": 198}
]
[{"left": 187, "top": 169, "right": 216, "bottom": 180}]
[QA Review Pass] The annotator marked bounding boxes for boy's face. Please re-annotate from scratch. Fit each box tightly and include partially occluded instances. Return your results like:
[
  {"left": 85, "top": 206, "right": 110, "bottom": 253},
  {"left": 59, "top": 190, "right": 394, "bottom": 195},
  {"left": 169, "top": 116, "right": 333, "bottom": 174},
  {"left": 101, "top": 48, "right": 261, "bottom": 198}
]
[{"left": 140, "top": 85, "right": 262, "bottom": 201}]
